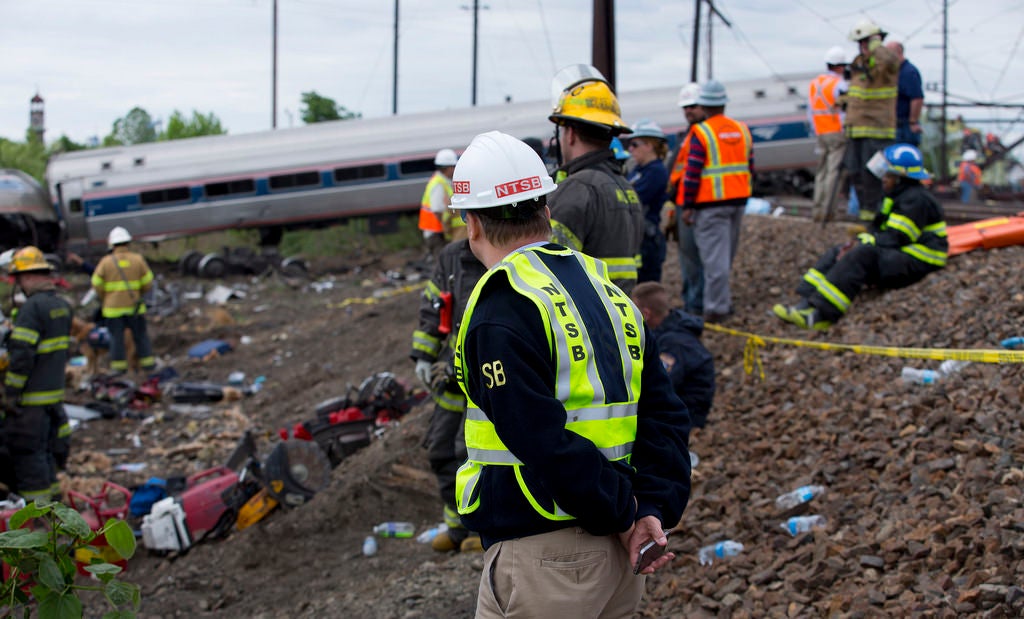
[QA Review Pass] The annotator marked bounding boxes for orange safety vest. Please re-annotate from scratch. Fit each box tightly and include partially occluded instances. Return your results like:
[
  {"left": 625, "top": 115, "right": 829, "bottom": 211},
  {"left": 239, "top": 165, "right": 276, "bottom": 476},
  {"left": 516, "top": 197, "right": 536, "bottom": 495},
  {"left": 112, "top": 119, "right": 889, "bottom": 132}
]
[
  {"left": 692, "top": 115, "right": 753, "bottom": 204},
  {"left": 669, "top": 126, "right": 696, "bottom": 205},
  {"left": 419, "top": 172, "right": 452, "bottom": 233},
  {"left": 808, "top": 73, "right": 843, "bottom": 136},
  {"left": 958, "top": 161, "right": 981, "bottom": 185}
]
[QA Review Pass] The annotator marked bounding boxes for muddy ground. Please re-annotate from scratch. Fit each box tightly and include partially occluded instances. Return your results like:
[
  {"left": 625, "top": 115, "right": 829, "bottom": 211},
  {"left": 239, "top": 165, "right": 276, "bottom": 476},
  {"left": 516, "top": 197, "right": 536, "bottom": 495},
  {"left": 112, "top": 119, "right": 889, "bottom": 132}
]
[{"left": 59, "top": 213, "right": 1024, "bottom": 618}]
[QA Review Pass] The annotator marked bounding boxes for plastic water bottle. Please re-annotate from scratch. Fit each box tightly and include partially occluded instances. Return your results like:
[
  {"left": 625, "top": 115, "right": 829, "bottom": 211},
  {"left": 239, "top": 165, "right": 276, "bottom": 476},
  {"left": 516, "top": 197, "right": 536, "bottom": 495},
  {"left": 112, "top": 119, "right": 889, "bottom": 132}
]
[
  {"left": 901, "top": 367, "right": 939, "bottom": 385},
  {"left": 782, "top": 515, "right": 827, "bottom": 536},
  {"left": 774, "top": 485, "right": 826, "bottom": 510},
  {"left": 698, "top": 540, "right": 744, "bottom": 566},
  {"left": 1000, "top": 336, "right": 1024, "bottom": 349},
  {"left": 362, "top": 535, "right": 378, "bottom": 556},
  {"left": 372, "top": 522, "right": 415, "bottom": 538},
  {"left": 416, "top": 524, "right": 448, "bottom": 544},
  {"left": 939, "top": 360, "right": 969, "bottom": 376}
]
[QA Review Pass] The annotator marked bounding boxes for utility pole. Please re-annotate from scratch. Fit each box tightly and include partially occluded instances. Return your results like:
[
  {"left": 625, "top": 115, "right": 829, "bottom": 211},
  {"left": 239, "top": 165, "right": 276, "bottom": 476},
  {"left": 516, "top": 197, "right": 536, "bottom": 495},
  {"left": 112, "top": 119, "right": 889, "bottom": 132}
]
[
  {"left": 392, "top": 0, "right": 399, "bottom": 115},
  {"left": 592, "top": 0, "right": 616, "bottom": 91},
  {"left": 940, "top": 0, "right": 948, "bottom": 183},
  {"left": 705, "top": 1, "right": 732, "bottom": 79},
  {"left": 272, "top": 0, "right": 278, "bottom": 129},
  {"left": 472, "top": 0, "right": 480, "bottom": 105},
  {"left": 690, "top": 0, "right": 701, "bottom": 82}
]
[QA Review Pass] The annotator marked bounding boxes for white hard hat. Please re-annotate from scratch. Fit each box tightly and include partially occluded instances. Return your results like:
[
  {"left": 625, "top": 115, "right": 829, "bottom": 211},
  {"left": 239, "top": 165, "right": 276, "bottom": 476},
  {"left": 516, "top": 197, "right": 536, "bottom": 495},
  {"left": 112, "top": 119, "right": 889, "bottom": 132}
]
[
  {"left": 677, "top": 82, "right": 701, "bottom": 108},
  {"left": 962, "top": 150, "right": 978, "bottom": 162},
  {"left": 449, "top": 131, "right": 557, "bottom": 211},
  {"left": 434, "top": 148, "right": 458, "bottom": 167},
  {"left": 849, "top": 18, "right": 886, "bottom": 42},
  {"left": 0, "top": 249, "right": 15, "bottom": 271},
  {"left": 824, "top": 46, "right": 848, "bottom": 66},
  {"left": 630, "top": 119, "right": 666, "bottom": 140},
  {"left": 108, "top": 226, "right": 132, "bottom": 247}
]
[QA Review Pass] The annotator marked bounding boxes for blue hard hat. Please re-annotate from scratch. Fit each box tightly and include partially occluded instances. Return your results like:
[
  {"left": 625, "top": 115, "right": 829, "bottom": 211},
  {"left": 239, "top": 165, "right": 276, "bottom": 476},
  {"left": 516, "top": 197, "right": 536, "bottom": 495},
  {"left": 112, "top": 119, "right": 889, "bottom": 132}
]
[
  {"left": 609, "top": 137, "right": 631, "bottom": 160},
  {"left": 696, "top": 80, "right": 729, "bottom": 106},
  {"left": 880, "top": 143, "right": 930, "bottom": 180}
]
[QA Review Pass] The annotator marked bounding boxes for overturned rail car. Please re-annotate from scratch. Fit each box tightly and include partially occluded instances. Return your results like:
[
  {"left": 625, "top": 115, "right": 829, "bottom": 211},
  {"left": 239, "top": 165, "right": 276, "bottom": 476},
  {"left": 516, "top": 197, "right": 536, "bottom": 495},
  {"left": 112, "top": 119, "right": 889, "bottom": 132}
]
[
  {"left": 46, "top": 73, "right": 818, "bottom": 251},
  {"left": 0, "top": 168, "right": 61, "bottom": 253}
]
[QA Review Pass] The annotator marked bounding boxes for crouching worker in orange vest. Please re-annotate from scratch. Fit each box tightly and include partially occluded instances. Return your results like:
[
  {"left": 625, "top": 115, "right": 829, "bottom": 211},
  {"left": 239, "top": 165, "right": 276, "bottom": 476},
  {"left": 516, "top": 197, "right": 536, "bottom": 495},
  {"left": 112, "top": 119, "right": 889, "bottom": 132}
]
[{"left": 773, "top": 144, "right": 946, "bottom": 330}]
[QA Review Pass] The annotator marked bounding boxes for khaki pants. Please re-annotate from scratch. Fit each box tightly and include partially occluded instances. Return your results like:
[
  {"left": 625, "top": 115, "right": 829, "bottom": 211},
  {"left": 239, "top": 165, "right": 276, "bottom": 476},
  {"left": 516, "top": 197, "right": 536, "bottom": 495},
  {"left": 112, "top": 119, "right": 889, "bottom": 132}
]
[
  {"left": 475, "top": 527, "right": 645, "bottom": 619},
  {"left": 813, "top": 131, "right": 847, "bottom": 218}
]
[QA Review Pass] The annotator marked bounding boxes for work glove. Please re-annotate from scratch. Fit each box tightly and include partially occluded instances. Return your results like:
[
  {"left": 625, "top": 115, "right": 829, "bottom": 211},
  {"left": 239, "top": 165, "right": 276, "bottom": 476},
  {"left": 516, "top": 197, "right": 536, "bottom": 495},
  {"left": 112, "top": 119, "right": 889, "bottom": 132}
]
[{"left": 415, "top": 359, "right": 433, "bottom": 389}]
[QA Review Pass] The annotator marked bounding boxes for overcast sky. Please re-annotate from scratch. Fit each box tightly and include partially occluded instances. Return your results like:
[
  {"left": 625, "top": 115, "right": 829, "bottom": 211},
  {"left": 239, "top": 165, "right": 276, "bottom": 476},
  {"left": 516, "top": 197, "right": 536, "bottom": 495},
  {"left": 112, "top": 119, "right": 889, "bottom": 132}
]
[{"left": 2, "top": 0, "right": 1022, "bottom": 147}]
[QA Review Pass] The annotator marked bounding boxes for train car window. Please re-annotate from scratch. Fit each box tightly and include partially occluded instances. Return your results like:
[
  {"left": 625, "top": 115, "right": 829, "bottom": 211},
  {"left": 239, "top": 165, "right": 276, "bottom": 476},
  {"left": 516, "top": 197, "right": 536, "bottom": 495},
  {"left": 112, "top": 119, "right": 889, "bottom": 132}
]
[
  {"left": 101, "top": 162, "right": 113, "bottom": 171},
  {"left": 134, "top": 158, "right": 146, "bottom": 167},
  {"left": 140, "top": 186, "right": 191, "bottom": 206},
  {"left": 399, "top": 158, "right": 435, "bottom": 176},
  {"left": 69, "top": 199, "right": 83, "bottom": 214},
  {"left": 754, "top": 90, "right": 766, "bottom": 99},
  {"left": 333, "top": 163, "right": 386, "bottom": 183},
  {"left": 269, "top": 171, "right": 321, "bottom": 190},
  {"left": 205, "top": 179, "right": 256, "bottom": 197}
]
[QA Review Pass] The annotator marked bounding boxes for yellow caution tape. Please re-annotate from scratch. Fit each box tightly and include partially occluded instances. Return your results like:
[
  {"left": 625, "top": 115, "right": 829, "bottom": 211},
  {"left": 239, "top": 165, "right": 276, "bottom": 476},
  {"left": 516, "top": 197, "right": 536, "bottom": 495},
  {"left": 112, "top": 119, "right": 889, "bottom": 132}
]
[
  {"left": 705, "top": 322, "right": 1024, "bottom": 378},
  {"left": 326, "top": 282, "right": 426, "bottom": 309}
]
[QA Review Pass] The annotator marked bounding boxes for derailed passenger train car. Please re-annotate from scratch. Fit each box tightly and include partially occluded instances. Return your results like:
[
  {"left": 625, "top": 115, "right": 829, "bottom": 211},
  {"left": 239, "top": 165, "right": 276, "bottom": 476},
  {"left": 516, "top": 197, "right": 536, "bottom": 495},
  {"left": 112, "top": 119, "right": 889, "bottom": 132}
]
[
  {"left": 46, "top": 73, "right": 817, "bottom": 251},
  {"left": 0, "top": 168, "right": 61, "bottom": 253}
]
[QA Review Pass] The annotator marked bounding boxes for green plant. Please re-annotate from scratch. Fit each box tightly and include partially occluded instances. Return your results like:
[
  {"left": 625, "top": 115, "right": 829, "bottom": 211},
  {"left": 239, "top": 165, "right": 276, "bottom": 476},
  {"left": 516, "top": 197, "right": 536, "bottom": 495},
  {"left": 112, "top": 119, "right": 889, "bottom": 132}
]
[{"left": 0, "top": 500, "right": 138, "bottom": 619}]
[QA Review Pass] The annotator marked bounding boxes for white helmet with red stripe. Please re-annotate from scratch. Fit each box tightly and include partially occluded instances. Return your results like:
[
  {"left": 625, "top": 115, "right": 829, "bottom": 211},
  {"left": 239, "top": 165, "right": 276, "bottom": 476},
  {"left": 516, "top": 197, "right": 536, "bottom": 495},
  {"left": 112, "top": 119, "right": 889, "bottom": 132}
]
[{"left": 449, "top": 131, "right": 557, "bottom": 210}]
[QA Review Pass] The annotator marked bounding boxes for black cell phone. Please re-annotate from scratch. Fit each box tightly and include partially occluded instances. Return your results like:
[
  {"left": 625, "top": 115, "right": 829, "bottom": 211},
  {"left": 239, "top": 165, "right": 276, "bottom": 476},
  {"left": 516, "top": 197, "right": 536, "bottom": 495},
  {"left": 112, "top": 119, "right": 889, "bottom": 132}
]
[{"left": 633, "top": 535, "right": 669, "bottom": 575}]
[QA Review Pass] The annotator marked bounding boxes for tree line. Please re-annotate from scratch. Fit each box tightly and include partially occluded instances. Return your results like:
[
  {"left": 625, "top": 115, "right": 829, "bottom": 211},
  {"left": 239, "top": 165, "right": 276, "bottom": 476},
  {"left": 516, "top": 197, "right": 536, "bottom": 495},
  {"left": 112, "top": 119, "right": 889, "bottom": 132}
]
[{"left": 0, "top": 91, "right": 359, "bottom": 182}]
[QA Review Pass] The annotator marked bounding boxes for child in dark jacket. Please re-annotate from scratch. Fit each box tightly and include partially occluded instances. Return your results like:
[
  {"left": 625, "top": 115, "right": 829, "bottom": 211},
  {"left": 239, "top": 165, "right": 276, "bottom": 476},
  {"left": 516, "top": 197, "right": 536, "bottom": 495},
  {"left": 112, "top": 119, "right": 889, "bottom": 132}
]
[{"left": 631, "top": 282, "right": 716, "bottom": 428}]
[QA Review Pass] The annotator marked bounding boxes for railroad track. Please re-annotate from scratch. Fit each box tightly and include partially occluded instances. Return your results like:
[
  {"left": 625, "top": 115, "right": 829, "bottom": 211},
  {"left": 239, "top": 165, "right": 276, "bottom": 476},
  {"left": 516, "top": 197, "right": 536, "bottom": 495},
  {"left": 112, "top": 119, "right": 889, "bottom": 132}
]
[{"left": 770, "top": 195, "right": 1023, "bottom": 225}]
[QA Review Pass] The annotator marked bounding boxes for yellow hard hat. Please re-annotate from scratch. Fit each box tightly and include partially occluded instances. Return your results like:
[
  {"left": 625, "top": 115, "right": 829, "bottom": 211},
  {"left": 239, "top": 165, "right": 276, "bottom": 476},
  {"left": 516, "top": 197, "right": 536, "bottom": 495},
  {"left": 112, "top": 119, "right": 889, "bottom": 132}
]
[
  {"left": 8, "top": 246, "right": 52, "bottom": 275},
  {"left": 549, "top": 80, "right": 631, "bottom": 136}
]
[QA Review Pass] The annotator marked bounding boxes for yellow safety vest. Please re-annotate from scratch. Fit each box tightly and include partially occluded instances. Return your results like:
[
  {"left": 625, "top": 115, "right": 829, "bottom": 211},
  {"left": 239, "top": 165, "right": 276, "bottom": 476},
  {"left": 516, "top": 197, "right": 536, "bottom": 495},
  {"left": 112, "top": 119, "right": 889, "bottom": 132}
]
[{"left": 454, "top": 245, "right": 645, "bottom": 520}]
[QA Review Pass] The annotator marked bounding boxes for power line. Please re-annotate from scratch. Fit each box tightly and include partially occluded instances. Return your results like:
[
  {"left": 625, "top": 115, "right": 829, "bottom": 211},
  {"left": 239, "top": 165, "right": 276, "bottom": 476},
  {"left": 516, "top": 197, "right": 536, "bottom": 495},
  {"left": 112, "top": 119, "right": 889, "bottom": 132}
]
[
  {"left": 714, "top": 1, "right": 788, "bottom": 83},
  {"left": 792, "top": 0, "right": 845, "bottom": 34},
  {"left": 990, "top": 25, "right": 1024, "bottom": 98},
  {"left": 534, "top": 0, "right": 558, "bottom": 75}
]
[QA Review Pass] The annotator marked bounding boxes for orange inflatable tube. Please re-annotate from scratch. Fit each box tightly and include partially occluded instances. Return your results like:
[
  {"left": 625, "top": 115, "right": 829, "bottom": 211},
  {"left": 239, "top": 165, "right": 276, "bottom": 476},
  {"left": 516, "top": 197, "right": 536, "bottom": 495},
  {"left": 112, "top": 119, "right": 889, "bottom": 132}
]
[{"left": 947, "top": 213, "right": 1024, "bottom": 257}]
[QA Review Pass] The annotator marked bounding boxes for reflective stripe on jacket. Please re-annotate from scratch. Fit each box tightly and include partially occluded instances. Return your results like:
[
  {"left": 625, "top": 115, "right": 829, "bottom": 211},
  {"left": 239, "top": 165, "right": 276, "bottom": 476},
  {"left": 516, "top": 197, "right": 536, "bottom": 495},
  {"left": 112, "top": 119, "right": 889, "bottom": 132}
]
[
  {"left": 809, "top": 73, "right": 843, "bottom": 135},
  {"left": 418, "top": 172, "right": 452, "bottom": 233},
  {"left": 692, "top": 115, "right": 753, "bottom": 204},
  {"left": 91, "top": 248, "right": 153, "bottom": 318},
  {"left": 845, "top": 46, "right": 899, "bottom": 140},
  {"left": 454, "top": 245, "right": 644, "bottom": 521}
]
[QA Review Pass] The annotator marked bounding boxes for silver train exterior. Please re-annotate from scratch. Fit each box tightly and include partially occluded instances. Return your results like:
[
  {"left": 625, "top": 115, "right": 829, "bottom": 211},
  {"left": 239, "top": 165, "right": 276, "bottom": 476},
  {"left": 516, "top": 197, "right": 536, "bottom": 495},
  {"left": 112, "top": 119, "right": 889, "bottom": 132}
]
[
  {"left": 0, "top": 168, "right": 61, "bottom": 252},
  {"left": 46, "top": 73, "right": 817, "bottom": 250}
]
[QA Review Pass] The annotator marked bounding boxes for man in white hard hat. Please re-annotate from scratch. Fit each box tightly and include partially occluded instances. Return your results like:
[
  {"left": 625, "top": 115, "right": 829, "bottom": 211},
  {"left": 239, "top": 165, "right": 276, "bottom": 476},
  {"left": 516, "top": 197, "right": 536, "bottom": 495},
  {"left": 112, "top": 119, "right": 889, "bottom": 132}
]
[
  {"left": 844, "top": 17, "right": 900, "bottom": 221},
  {"left": 668, "top": 82, "right": 708, "bottom": 315},
  {"left": 449, "top": 131, "right": 690, "bottom": 618},
  {"left": 808, "top": 46, "right": 850, "bottom": 222},
  {"left": 419, "top": 149, "right": 459, "bottom": 258},
  {"left": 678, "top": 79, "right": 753, "bottom": 324},
  {"left": 886, "top": 41, "right": 924, "bottom": 146},
  {"left": 958, "top": 150, "right": 982, "bottom": 204},
  {"left": 91, "top": 227, "right": 156, "bottom": 375}
]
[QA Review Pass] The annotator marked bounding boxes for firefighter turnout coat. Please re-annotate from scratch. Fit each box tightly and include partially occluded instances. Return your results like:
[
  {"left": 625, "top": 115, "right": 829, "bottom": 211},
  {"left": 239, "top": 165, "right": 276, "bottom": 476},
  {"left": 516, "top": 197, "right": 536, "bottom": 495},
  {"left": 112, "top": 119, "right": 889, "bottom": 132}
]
[
  {"left": 549, "top": 149, "right": 645, "bottom": 294},
  {"left": 91, "top": 247, "right": 154, "bottom": 318}
]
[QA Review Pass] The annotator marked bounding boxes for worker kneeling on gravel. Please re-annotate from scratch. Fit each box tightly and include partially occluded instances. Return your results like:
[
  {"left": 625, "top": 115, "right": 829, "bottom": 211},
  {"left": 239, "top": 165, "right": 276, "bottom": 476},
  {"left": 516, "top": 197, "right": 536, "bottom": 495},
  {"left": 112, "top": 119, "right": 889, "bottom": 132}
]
[
  {"left": 450, "top": 131, "right": 691, "bottom": 617},
  {"left": 773, "top": 143, "right": 947, "bottom": 331}
]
